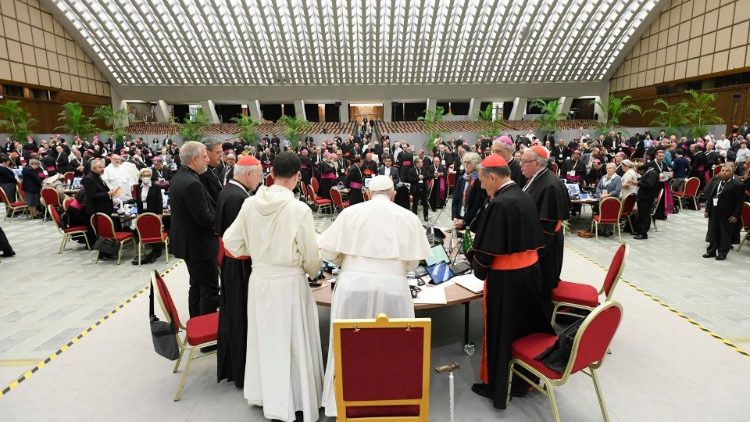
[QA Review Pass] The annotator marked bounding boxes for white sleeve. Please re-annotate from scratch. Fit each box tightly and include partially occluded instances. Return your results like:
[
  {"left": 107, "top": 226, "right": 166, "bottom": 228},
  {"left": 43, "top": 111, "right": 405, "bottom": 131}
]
[
  {"left": 297, "top": 208, "right": 322, "bottom": 276},
  {"left": 222, "top": 208, "right": 249, "bottom": 257}
]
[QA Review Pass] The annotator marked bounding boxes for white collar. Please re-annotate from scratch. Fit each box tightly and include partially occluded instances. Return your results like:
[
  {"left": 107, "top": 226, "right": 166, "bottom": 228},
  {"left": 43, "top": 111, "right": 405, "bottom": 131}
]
[{"left": 228, "top": 179, "right": 249, "bottom": 196}]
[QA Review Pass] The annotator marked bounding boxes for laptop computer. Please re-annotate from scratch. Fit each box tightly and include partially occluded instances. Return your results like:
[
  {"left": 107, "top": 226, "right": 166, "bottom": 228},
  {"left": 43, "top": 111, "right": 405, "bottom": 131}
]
[
  {"left": 565, "top": 183, "right": 581, "bottom": 197},
  {"left": 425, "top": 244, "right": 450, "bottom": 266}
]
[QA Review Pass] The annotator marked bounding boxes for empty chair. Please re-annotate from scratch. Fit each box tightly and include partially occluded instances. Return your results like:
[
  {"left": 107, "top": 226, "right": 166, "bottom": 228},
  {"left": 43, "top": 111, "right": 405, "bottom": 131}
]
[
  {"left": 619, "top": 193, "right": 637, "bottom": 233},
  {"left": 41, "top": 187, "right": 61, "bottom": 221},
  {"left": 48, "top": 205, "right": 90, "bottom": 253},
  {"left": 308, "top": 183, "right": 332, "bottom": 215},
  {"left": 330, "top": 187, "right": 349, "bottom": 213},
  {"left": 551, "top": 243, "right": 628, "bottom": 324},
  {"left": 134, "top": 212, "right": 169, "bottom": 265},
  {"left": 332, "top": 314, "right": 431, "bottom": 421},
  {"left": 311, "top": 176, "right": 320, "bottom": 194},
  {"left": 90, "top": 212, "right": 135, "bottom": 265},
  {"left": 591, "top": 197, "right": 622, "bottom": 241},
  {"left": 0, "top": 187, "right": 29, "bottom": 221},
  {"left": 507, "top": 301, "right": 624, "bottom": 422},
  {"left": 152, "top": 270, "right": 218, "bottom": 401},
  {"left": 672, "top": 177, "right": 700, "bottom": 210}
]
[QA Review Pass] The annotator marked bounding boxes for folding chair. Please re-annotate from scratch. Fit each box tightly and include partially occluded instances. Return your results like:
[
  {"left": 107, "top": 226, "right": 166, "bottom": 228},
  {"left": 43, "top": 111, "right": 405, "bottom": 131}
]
[
  {"left": 739, "top": 202, "right": 750, "bottom": 252},
  {"left": 48, "top": 205, "right": 90, "bottom": 253},
  {"left": 507, "top": 301, "right": 624, "bottom": 422},
  {"left": 311, "top": 176, "right": 320, "bottom": 194},
  {"left": 0, "top": 187, "right": 29, "bottom": 221},
  {"left": 308, "top": 183, "right": 333, "bottom": 215},
  {"left": 330, "top": 187, "right": 350, "bottom": 214},
  {"left": 591, "top": 197, "right": 622, "bottom": 241},
  {"left": 90, "top": 212, "right": 135, "bottom": 265},
  {"left": 151, "top": 270, "right": 218, "bottom": 401},
  {"left": 672, "top": 177, "right": 700, "bottom": 210},
  {"left": 333, "top": 314, "right": 431, "bottom": 421},
  {"left": 41, "top": 187, "right": 61, "bottom": 221},
  {"left": 551, "top": 243, "right": 628, "bottom": 325},
  {"left": 134, "top": 212, "right": 169, "bottom": 265}
]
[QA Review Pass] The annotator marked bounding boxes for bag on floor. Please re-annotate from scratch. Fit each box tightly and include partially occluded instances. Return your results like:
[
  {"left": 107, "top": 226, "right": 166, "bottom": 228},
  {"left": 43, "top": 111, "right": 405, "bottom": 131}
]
[
  {"left": 93, "top": 237, "right": 118, "bottom": 256},
  {"left": 149, "top": 281, "right": 180, "bottom": 361},
  {"left": 535, "top": 318, "right": 584, "bottom": 373}
]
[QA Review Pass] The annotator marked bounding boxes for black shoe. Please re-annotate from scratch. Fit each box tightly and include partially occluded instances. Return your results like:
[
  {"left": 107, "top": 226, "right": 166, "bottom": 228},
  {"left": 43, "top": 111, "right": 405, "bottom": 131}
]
[
  {"left": 200, "top": 345, "right": 217, "bottom": 353},
  {"left": 633, "top": 234, "right": 648, "bottom": 240},
  {"left": 716, "top": 254, "right": 727, "bottom": 261},
  {"left": 471, "top": 383, "right": 492, "bottom": 399},
  {"left": 98, "top": 254, "right": 114, "bottom": 261},
  {"left": 0, "top": 251, "right": 15, "bottom": 258},
  {"left": 510, "top": 383, "right": 531, "bottom": 398},
  {"left": 702, "top": 252, "right": 716, "bottom": 258}
]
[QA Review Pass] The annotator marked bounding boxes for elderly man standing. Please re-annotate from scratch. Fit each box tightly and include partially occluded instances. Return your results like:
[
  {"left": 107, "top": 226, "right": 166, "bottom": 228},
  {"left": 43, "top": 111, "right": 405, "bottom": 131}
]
[
  {"left": 215, "top": 156, "right": 263, "bottom": 388},
  {"left": 201, "top": 138, "right": 225, "bottom": 203},
  {"left": 169, "top": 141, "right": 218, "bottom": 318},
  {"left": 318, "top": 175, "right": 431, "bottom": 417},
  {"left": 468, "top": 154, "right": 554, "bottom": 408},
  {"left": 491, "top": 135, "right": 525, "bottom": 186},
  {"left": 223, "top": 152, "right": 323, "bottom": 422},
  {"left": 520, "top": 146, "right": 570, "bottom": 307}
]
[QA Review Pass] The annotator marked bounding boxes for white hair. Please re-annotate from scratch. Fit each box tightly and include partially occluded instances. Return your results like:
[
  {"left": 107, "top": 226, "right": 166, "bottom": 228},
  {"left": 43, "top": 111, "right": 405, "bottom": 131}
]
[
  {"left": 179, "top": 141, "right": 206, "bottom": 164},
  {"left": 233, "top": 163, "right": 261, "bottom": 178}
]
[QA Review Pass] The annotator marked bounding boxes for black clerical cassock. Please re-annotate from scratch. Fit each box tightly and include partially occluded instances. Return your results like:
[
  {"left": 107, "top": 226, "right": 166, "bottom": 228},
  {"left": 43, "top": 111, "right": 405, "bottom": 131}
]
[
  {"left": 215, "top": 178, "right": 252, "bottom": 388},
  {"left": 470, "top": 174, "right": 554, "bottom": 409}
]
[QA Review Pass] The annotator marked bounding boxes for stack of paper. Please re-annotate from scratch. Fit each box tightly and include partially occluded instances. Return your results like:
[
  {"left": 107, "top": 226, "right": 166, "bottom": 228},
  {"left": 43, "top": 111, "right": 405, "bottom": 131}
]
[
  {"left": 453, "top": 273, "right": 484, "bottom": 294},
  {"left": 413, "top": 284, "right": 447, "bottom": 305}
]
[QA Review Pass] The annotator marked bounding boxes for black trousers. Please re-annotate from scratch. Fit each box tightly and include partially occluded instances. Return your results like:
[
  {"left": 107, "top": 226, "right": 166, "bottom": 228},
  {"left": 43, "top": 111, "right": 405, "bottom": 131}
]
[
  {"left": 411, "top": 188, "right": 428, "bottom": 218},
  {"left": 636, "top": 198, "right": 654, "bottom": 235},
  {"left": 185, "top": 258, "right": 220, "bottom": 318},
  {"left": 0, "top": 225, "right": 14, "bottom": 254},
  {"left": 707, "top": 215, "right": 737, "bottom": 255}
]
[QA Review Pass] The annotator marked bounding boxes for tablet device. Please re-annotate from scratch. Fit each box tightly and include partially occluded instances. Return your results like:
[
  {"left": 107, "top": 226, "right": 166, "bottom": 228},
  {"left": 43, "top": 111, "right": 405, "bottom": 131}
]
[
  {"left": 579, "top": 192, "right": 590, "bottom": 200},
  {"left": 426, "top": 244, "right": 450, "bottom": 266},
  {"left": 364, "top": 178, "right": 372, "bottom": 189},
  {"left": 565, "top": 183, "right": 581, "bottom": 197},
  {"left": 427, "top": 262, "right": 454, "bottom": 285},
  {"left": 72, "top": 177, "right": 83, "bottom": 189}
]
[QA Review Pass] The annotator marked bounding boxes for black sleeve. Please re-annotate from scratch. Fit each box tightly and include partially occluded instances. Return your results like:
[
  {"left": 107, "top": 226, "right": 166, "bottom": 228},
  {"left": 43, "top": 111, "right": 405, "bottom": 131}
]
[
  {"left": 184, "top": 179, "right": 215, "bottom": 230},
  {"left": 731, "top": 184, "right": 745, "bottom": 218}
]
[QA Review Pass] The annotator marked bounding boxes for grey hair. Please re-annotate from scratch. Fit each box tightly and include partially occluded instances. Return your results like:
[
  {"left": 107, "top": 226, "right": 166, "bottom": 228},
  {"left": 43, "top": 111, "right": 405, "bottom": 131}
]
[
  {"left": 233, "top": 162, "right": 261, "bottom": 178},
  {"left": 201, "top": 138, "right": 223, "bottom": 150},
  {"left": 28, "top": 158, "right": 41, "bottom": 166},
  {"left": 91, "top": 158, "right": 105, "bottom": 168},
  {"left": 605, "top": 162, "right": 617, "bottom": 170},
  {"left": 179, "top": 141, "right": 207, "bottom": 164},
  {"left": 139, "top": 167, "right": 152, "bottom": 177},
  {"left": 491, "top": 139, "right": 514, "bottom": 154},
  {"left": 462, "top": 152, "right": 482, "bottom": 167}
]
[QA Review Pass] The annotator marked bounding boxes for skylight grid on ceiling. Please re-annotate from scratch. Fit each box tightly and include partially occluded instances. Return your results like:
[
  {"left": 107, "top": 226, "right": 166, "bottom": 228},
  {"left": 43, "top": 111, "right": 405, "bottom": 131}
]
[{"left": 51, "top": 0, "right": 657, "bottom": 86}]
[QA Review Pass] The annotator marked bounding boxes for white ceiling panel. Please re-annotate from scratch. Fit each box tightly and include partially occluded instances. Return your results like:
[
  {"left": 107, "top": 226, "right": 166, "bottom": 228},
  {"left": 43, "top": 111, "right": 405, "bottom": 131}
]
[{"left": 48, "top": 0, "right": 660, "bottom": 86}]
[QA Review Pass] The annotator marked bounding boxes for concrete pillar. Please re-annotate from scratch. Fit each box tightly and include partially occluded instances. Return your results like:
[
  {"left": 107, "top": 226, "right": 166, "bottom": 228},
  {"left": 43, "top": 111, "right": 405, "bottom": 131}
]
[
  {"left": 426, "top": 98, "right": 437, "bottom": 113},
  {"left": 339, "top": 100, "right": 349, "bottom": 122},
  {"left": 154, "top": 100, "right": 171, "bottom": 123},
  {"left": 509, "top": 97, "right": 527, "bottom": 120},
  {"left": 593, "top": 96, "right": 607, "bottom": 123},
  {"left": 294, "top": 99, "right": 306, "bottom": 120},
  {"left": 595, "top": 83, "right": 610, "bottom": 124},
  {"left": 200, "top": 100, "right": 220, "bottom": 123},
  {"left": 248, "top": 100, "right": 262, "bottom": 120},
  {"left": 383, "top": 100, "right": 392, "bottom": 122},
  {"left": 557, "top": 96, "right": 574, "bottom": 117},
  {"left": 467, "top": 98, "right": 481, "bottom": 120},
  {"left": 110, "top": 88, "right": 129, "bottom": 127}
]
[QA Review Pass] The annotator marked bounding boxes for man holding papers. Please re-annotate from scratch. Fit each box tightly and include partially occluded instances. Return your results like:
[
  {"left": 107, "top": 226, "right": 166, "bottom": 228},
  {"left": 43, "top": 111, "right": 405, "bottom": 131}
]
[
  {"left": 318, "top": 175, "right": 431, "bottom": 417},
  {"left": 468, "top": 154, "right": 554, "bottom": 410}
]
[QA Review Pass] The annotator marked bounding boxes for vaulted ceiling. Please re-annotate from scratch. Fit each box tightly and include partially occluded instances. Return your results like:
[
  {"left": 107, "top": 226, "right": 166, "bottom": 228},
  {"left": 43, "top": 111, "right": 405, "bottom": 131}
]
[{"left": 46, "top": 0, "right": 662, "bottom": 88}]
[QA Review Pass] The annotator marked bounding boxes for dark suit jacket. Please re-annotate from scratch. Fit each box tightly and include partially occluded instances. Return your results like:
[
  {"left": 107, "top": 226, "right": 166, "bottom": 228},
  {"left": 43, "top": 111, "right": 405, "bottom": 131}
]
[
  {"left": 458, "top": 174, "right": 487, "bottom": 231},
  {"left": 378, "top": 166, "right": 400, "bottom": 184},
  {"left": 81, "top": 172, "right": 113, "bottom": 216},
  {"left": 169, "top": 167, "right": 217, "bottom": 262},
  {"left": 407, "top": 166, "right": 431, "bottom": 194},
  {"left": 134, "top": 183, "right": 163, "bottom": 214},
  {"left": 706, "top": 178, "right": 744, "bottom": 220}
]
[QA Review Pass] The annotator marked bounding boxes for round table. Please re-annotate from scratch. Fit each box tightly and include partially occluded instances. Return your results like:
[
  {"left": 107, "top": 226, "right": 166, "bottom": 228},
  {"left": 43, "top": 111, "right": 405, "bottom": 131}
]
[{"left": 312, "top": 277, "right": 483, "bottom": 354}]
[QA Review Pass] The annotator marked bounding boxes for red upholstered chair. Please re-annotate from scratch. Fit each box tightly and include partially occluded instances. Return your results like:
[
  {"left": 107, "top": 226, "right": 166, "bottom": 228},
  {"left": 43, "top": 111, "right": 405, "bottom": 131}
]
[
  {"left": 265, "top": 173, "right": 274, "bottom": 186},
  {"left": 308, "top": 183, "right": 332, "bottom": 215},
  {"left": 739, "top": 202, "right": 750, "bottom": 252},
  {"left": 0, "top": 187, "right": 29, "bottom": 221},
  {"left": 363, "top": 190, "right": 371, "bottom": 201},
  {"left": 90, "top": 212, "right": 135, "bottom": 265},
  {"left": 672, "top": 177, "right": 700, "bottom": 210},
  {"left": 333, "top": 314, "right": 431, "bottom": 421},
  {"left": 299, "top": 181, "right": 310, "bottom": 205},
  {"left": 507, "top": 301, "right": 623, "bottom": 422},
  {"left": 447, "top": 171, "right": 456, "bottom": 195},
  {"left": 650, "top": 189, "right": 664, "bottom": 232},
  {"left": 16, "top": 181, "right": 25, "bottom": 202},
  {"left": 49, "top": 205, "right": 90, "bottom": 253},
  {"left": 311, "top": 176, "right": 320, "bottom": 194},
  {"left": 330, "top": 187, "right": 349, "bottom": 214},
  {"left": 63, "top": 171, "right": 75, "bottom": 185},
  {"left": 134, "top": 212, "right": 169, "bottom": 265},
  {"left": 551, "top": 243, "right": 629, "bottom": 325},
  {"left": 550, "top": 162, "right": 559, "bottom": 175},
  {"left": 151, "top": 270, "right": 218, "bottom": 401},
  {"left": 619, "top": 193, "right": 637, "bottom": 233},
  {"left": 590, "top": 197, "right": 622, "bottom": 241},
  {"left": 713, "top": 165, "right": 723, "bottom": 177},
  {"left": 62, "top": 197, "right": 74, "bottom": 211},
  {"left": 41, "top": 187, "right": 61, "bottom": 221}
]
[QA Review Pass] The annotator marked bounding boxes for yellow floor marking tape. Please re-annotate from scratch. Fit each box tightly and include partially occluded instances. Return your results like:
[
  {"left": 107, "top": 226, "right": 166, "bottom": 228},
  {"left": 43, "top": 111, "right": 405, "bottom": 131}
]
[{"left": 0, "top": 261, "right": 182, "bottom": 399}]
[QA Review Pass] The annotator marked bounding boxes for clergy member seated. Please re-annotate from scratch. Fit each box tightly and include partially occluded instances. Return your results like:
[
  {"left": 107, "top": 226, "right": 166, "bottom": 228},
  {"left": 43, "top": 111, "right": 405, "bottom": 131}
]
[
  {"left": 132, "top": 167, "right": 165, "bottom": 264},
  {"left": 318, "top": 175, "right": 431, "bottom": 417}
]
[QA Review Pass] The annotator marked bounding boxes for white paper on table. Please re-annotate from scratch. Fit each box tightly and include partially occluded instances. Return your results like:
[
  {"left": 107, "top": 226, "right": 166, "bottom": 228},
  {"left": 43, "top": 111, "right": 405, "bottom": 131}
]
[
  {"left": 453, "top": 273, "right": 484, "bottom": 294},
  {"left": 413, "top": 284, "right": 447, "bottom": 305}
]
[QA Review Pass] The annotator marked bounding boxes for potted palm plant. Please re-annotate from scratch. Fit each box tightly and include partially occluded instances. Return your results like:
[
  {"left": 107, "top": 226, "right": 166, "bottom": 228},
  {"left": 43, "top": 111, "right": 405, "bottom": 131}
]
[
  {"left": 92, "top": 105, "right": 130, "bottom": 141},
  {"left": 278, "top": 115, "right": 310, "bottom": 147},
  {"left": 643, "top": 98, "right": 690, "bottom": 137},
  {"left": 231, "top": 114, "right": 261, "bottom": 145},
  {"left": 683, "top": 89, "right": 724, "bottom": 139},
  {"left": 56, "top": 102, "right": 97, "bottom": 140},
  {"left": 418, "top": 105, "right": 445, "bottom": 151},
  {"left": 595, "top": 95, "right": 642, "bottom": 134},
  {"left": 0, "top": 100, "right": 35, "bottom": 142},
  {"left": 179, "top": 108, "right": 209, "bottom": 142},
  {"left": 478, "top": 104, "right": 503, "bottom": 138},
  {"left": 530, "top": 98, "right": 566, "bottom": 137}
]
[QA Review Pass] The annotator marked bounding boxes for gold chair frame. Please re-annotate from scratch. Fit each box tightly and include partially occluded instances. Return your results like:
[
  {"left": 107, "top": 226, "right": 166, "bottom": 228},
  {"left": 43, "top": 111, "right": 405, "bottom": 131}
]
[
  {"left": 507, "top": 301, "right": 624, "bottom": 422},
  {"left": 49, "top": 205, "right": 90, "bottom": 253},
  {"left": 333, "top": 313, "right": 431, "bottom": 422},
  {"left": 0, "top": 187, "right": 30, "bottom": 221},
  {"left": 134, "top": 212, "right": 170, "bottom": 266},
  {"left": 739, "top": 202, "right": 750, "bottom": 252},
  {"left": 90, "top": 212, "right": 135, "bottom": 265},
  {"left": 551, "top": 243, "right": 629, "bottom": 325},
  {"left": 672, "top": 177, "right": 700, "bottom": 211},
  {"left": 151, "top": 271, "right": 217, "bottom": 401}
]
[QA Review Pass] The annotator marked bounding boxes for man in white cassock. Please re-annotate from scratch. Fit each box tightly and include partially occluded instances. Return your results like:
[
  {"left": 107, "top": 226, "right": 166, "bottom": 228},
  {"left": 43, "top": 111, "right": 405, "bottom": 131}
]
[
  {"left": 222, "top": 152, "right": 324, "bottom": 422},
  {"left": 318, "top": 175, "right": 431, "bottom": 417}
]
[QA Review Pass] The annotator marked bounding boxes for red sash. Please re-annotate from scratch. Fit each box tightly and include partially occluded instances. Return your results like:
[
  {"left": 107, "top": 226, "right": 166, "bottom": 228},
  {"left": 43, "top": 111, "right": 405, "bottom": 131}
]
[
  {"left": 350, "top": 181, "right": 363, "bottom": 189},
  {"left": 320, "top": 172, "right": 336, "bottom": 179}
]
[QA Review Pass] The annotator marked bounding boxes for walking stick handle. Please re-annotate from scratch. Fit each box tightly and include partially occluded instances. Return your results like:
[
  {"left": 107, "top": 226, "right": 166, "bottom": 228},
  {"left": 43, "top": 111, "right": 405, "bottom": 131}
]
[{"left": 434, "top": 362, "right": 460, "bottom": 373}]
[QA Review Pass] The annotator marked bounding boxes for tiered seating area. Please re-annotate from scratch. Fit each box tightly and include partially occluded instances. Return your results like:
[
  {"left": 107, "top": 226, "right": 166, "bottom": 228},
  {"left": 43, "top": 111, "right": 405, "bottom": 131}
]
[
  {"left": 376, "top": 119, "right": 600, "bottom": 134},
  {"left": 126, "top": 121, "right": 359, "bottom": 136}
]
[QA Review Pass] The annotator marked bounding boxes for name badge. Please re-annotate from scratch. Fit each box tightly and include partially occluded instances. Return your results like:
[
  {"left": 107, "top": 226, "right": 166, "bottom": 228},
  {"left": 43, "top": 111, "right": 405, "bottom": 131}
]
[
  {"left": 559, "top": 154, "right": 563, "bottom": 159},
  {"left": 713, "top": 197, "right": 718, "bottom": 206},
  {"left": 567, "top": 170, "right": 575, "bottom": 176},
  {"left": 142, "top": 203, "right": 148, "bottom": 210},
  {"left": 441, "top": 160, "right": 446, "bottom": 166}
]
